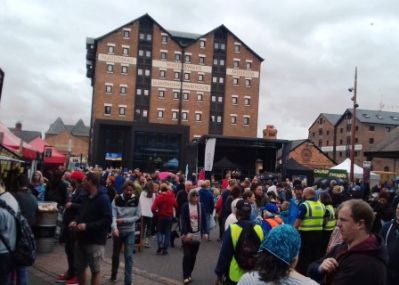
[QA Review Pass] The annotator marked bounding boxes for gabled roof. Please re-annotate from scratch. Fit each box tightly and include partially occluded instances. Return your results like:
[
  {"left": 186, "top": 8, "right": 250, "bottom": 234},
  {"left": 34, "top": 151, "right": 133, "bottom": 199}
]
[
  {"left": 366, "top": 127, "right": 399, "bottom": 153},
  {"left": 337, "top": 108, "right": 399, "bottom": 126},
  {"left": 308, "top": 113, "right": 340, "bottom": 131},
  {"left": 9, "top": 129, "right": 41, "bottom": 143},
  {"left": 277, "top": 138, "right": 336, "bottom": 164},
  {"left": 46, "top": 118, "right": 89, "bottom": 137},
  {"left": 323, "top": 113, "right": 341, "bottom": 125},
  {"left": 91, "top": 14, "right": 264, "bottom": 61}
]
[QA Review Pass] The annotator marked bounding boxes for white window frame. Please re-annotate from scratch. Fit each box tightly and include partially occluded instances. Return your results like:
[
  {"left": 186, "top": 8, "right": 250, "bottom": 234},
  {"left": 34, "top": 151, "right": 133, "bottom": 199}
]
[
  {"left": 181, "top": 111, "right": 189, "bottom": 121},
  {"left": 234, "top": 42, "right": 241, "bottom": 53},
  {"left": 105, "top": 83, "right": 113, "bottom": 94},
  {"left": 243, "top": 115, "right": 250, "bottom": 126},
  {"left": 173, "top": 91, "right": 180, "bottom": 100},
  {"left": 118, "top": 105, "right": 127, "bottom": 116},
  {"left": 232, "top": 95, "right": 238, "bottom": 105},
  {"left": 199, "top": 39, "right": 206, "bottom": 48},
  {"left": 195, "top": 112, "right": 202, "bottom": 122},
  {"left": 160, "top": 51, "right": 167, "bottom": 60},
  {"left": 244, "top": 96, "right": 251, "bottom": 106},
  {"left": 233, "top": 77, "right": 239, "bottom": 86},
  {"left": 161, "top": 33, "right": 168, "bottom": 43},
  {"left": 198, "top": 73, "right": 204, "bottom": 82},
  {"left": 217, "top": 96, "right": 223, "bottom": 103},
  {"left": 121, "top": 65, "right": 128, "bottom": 75},
  {"left": 158, "top": 89, "right": 165, "bottom": 98},
  {"left": 172, "top": 110, "right": 179, "bottom": 120},
  {"left": 136, "top": 88, "right": 142, "bottom": 95},
  {"left": 120, "top": 85, "right": 127, "bottom": 95},
  {"left": 184, "top": 72, "right": 190, "bottom": 81},
  {"left": 157, "top": 108, "right": 165, "bottom": 118},
  {"left": 107, "top": 63, "right": 114, "bottom": 73},
  {"left": 145, "top": 50, "right": 151, "bottom": 57},
  {"left": 123, "top": 28, "right": 131, "bottom": 39},
  {"left": 107, "top": 44, "right": 115, "bottom": 54},
  {"left": 197, "top": 92, "right": 204, "bottom": 101},
  {"left": 160, "top": 69, "right": 166, "bottom": 79},
  {"left": 183, "top": 92, "right": 189, "bottom": 101},
  {"left": 174, "top": 71, "right": 180, "bottom": 80},
  {"left": 143, "top": 89, "right": 149, "bottom": 96},
  {"left": 144, "top": 69, "right": 151, "bottom": 76},
  {"left": 122, "top": 46, "right": 129, "bottom": 56},
  {"left": 104, "top": 104, "right": 112, "bottom": 116},
  {"left": 231, "top": 115, "right": 237, "bottom": 125},
  {"left": 245, "top": 78, "right": 252, "bottom": 87},
  {"left": 138, "top": 50, "right": 144, "bottom": 56}
]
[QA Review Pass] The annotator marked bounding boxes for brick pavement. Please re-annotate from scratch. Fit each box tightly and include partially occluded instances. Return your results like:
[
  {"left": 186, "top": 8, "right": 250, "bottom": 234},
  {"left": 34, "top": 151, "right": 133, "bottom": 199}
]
[{"left": 30, "top": 242, "right": 182, "bottom": 285}]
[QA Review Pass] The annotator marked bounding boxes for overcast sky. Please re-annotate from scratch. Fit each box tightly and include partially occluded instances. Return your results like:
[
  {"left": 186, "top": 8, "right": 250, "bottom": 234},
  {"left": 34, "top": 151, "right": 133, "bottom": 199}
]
[{"left": 1, "top": 0, "right": 398, "bottom": 140}]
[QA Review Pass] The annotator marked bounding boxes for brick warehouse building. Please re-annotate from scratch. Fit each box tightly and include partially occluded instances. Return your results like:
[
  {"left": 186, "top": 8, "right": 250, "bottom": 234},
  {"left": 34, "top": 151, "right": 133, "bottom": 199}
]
[
  {"left": 308, "top": 109, "right": 399, "bottom": 172},
  {"left": 86, "top": 14, "right": 276, "bottom": 171}
]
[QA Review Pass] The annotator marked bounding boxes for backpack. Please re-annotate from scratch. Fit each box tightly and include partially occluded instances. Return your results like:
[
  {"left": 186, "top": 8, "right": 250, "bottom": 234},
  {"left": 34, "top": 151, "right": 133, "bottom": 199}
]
[
  {"left": 0, "top": 199, "right": 36, "bottom": 266},
  {"left": 234, "top": 224, "right": 261, "bottom": 270}
]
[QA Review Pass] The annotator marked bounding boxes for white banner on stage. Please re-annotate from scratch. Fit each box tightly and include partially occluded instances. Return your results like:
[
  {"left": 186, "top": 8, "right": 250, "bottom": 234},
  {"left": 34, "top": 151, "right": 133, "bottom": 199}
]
[{"left": 204, "top": 138, "right": 216, "bottom": 171}]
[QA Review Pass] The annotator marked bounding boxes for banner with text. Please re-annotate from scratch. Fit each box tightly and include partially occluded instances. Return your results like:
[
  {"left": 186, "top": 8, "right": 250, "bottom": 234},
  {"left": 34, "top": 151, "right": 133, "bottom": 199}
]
[{"left": 204, "top": 138, "right": 216, "bottom": 171}]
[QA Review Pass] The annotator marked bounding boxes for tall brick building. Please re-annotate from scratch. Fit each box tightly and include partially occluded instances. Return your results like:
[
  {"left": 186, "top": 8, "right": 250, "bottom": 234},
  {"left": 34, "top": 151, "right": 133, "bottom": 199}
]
[
  {"left": 308, "top": 109, "right": 399, "bottom": 172},
  {"left": 86, "top": 14, "right": 264, "bottom": 169}
]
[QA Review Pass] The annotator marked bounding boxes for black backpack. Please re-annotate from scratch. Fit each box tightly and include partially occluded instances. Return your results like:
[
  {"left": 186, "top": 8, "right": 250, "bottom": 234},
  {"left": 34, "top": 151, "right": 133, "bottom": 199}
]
[
  {"left": 0, "top": 199, "right": 36, "bottom": 266},
  {"left": 234, "top": 224, "right": 262, "bottom": 270}
]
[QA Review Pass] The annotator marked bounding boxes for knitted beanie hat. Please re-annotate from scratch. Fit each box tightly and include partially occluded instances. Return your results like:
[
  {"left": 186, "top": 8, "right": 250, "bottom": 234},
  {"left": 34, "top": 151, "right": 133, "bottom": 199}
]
[{"left": 259, "top": 224, "right": 301, "bottom": 265}]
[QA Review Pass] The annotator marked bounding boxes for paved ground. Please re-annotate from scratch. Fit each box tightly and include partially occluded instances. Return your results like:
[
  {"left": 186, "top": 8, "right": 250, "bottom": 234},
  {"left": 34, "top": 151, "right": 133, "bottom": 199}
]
[
  {"left": 30, "top": 241, "right": 181, "bottom": 285},
  {"left": 29, "top": 226, "right": 221, "bottom": 285}
]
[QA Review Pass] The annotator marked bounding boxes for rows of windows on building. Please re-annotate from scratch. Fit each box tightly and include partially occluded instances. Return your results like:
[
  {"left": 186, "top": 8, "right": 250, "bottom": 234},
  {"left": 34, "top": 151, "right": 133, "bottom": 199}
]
[
  {"left": 102, "top": 104, "right": 250, "bottom": 125},
  {"left": 105, "top": 62, "right": 253, "bottom": 86},
  {"left": 311, "top": 124, "right": 392, "bottom": 148},
  {"left": 104, "top": 84, "right": 252, "bottom": 104}
]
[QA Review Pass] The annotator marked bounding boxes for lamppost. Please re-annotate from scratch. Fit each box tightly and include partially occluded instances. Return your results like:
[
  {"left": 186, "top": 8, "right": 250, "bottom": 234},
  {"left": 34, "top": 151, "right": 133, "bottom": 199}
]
[{"left": 348, "top": 67, "right": 359, "bottom": 184}]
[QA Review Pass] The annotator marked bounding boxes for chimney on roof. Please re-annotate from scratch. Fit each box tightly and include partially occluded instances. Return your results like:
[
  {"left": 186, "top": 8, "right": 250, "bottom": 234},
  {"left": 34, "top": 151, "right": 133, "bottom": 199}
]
[{"left": 15, "top": 121, "right": 22, "bottom": 131}]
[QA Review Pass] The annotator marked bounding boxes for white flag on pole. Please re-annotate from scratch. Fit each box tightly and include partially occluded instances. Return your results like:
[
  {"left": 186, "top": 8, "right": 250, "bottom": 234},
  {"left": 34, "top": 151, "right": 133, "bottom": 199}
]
[{"left": 204, "top": 138, "right": 216, "bottom": 171}]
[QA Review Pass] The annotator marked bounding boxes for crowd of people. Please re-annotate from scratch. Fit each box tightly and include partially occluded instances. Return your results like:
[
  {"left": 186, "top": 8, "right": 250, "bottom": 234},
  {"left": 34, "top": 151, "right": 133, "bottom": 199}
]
[{"left": 0, "top": 165, "right": 398, "bottom": 285}]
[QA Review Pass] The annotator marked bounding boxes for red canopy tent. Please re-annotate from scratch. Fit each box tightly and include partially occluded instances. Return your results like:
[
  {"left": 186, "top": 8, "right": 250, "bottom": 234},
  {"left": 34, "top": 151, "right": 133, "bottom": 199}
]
[
  {"left": 0, "top": 121, "right": 37, "bottom": 160},
  {"left": 29, "top": 137, "right": 66, "bottom": 165}
]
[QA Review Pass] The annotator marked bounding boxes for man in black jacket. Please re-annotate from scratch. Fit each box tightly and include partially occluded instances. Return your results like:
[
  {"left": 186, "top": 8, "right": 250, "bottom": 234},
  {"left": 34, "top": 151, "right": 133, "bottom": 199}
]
[
  {"left": 69, "top": 172, "right": 112, "bottom": 285},
  {"left": 308, "top": 199, "right": 388, "bottom": 285}
]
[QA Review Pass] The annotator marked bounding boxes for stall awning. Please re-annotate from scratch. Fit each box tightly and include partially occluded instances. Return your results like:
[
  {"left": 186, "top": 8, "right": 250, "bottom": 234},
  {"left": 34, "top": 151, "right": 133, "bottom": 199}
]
[
  {"left": 0, "top": 121, "right": 37, "bottom": 160},
  {"left": 29, "top": 137, "right": 66, "bottom": 165}
]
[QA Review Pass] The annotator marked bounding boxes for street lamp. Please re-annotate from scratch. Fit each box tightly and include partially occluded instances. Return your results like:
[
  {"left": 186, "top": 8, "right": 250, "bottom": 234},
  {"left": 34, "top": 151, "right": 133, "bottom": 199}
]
[{"left": 348, "top": 67, "right": 358, "bottom": 184}]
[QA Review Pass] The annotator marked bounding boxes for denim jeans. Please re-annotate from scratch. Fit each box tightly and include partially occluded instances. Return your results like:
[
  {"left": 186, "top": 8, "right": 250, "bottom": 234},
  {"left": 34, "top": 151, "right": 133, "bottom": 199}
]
[
  {"left": 13, "top": 266, "right": 28, "bottom": 285},
  {"left": 111, "top": 231, "right": 135, "bottom": 285},
  {"left": 157, "top": 217, "right": 172, "bottom": 250}
]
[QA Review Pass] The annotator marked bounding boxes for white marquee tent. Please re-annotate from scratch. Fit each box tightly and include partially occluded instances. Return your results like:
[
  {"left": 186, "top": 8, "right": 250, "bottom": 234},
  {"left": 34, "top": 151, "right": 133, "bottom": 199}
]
[{"left": 330, "top": 158, "right": 380, "bottom": 185}]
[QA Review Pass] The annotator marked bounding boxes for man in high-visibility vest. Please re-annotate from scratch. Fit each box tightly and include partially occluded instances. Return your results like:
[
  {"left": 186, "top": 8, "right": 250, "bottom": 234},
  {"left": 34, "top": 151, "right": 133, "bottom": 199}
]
[
  {"left": 294, "top": 187, "right": 326, "bottom": 275},
  {"left": 215, "top": 200, "right": 264, "bottom": 285}
]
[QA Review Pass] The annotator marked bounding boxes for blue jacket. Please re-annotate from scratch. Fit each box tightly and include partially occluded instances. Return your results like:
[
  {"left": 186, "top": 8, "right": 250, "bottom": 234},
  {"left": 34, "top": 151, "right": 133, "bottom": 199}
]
[{"left": 199, "top": 187, "right": 214, "bottom": 215}]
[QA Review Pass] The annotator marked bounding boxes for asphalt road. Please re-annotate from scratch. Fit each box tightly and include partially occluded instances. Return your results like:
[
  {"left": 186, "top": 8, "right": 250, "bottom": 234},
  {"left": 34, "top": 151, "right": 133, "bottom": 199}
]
[{"left": 105, "top": 226, "right": 222, "bottom": 284}]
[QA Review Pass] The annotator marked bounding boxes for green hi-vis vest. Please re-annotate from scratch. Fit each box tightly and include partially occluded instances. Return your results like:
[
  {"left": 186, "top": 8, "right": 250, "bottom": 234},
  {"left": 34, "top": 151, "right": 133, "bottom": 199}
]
[
  {"left": 229, "top": 223, "right": 264, "bottom": 282},
  {"left": 298, "top": 200, "right": 325, "bottom": 231},
  {"left": 324, "top": 204, "right": 336, "bottom": 231}
]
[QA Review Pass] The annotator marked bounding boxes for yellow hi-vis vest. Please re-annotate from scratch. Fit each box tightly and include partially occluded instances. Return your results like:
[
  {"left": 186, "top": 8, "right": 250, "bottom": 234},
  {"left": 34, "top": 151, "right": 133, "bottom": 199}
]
[
  {"left": 229, "top": 223, "right": 264, "bottom": 282},
  {"left": 298, "top": 200, "right": 325, "bottom": 231},
  {"left": 324, "top": 204, "right": 336, "bottom": 231}
]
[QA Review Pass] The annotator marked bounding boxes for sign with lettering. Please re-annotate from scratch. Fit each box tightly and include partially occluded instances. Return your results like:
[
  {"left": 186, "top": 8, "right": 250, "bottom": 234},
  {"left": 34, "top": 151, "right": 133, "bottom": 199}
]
[
  {"left": 226, "top": 68, "right": 259, "bottom": 78},
  {"left": 98, "top": 53, "right": 137, "bottom": 65},
  {"left": 151, "top": 79, "right": 211, "bottom": 92},
  {"left": 152, "top": 60, "right": 212, "bottom": 73}
]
